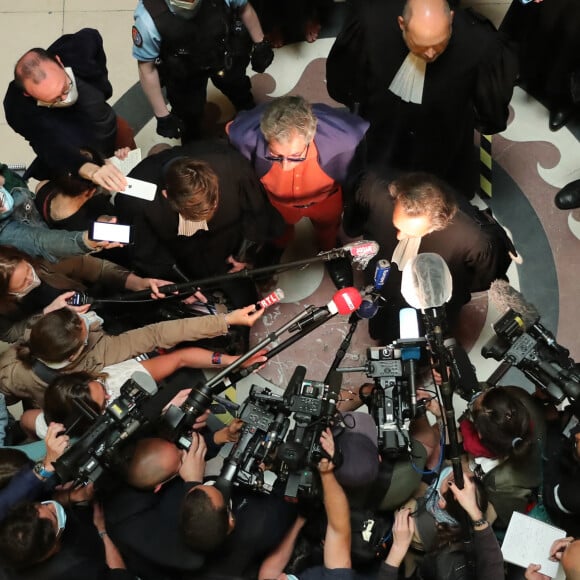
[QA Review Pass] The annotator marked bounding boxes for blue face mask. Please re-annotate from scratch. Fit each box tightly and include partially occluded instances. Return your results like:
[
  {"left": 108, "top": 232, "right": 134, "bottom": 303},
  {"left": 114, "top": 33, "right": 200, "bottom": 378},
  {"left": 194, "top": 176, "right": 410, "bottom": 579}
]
[
  {"left": 0, "top": 186, "right": 14, "bottom": 220},
  {"left": 425, "top": 466, "right": 459, "bottom": 526},
  {"left": 41, "top": 500, "right": 67, "bottom": 535}
]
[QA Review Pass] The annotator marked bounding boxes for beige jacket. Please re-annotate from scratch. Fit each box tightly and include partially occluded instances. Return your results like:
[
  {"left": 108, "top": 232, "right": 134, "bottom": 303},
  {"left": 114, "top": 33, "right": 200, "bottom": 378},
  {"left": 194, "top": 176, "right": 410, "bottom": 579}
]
[
  {"left": 0, "top": 255, "right": 131, "bottom": 343},
  {"left": 0, "top": 314, "right": 228, "bottom": 407}
]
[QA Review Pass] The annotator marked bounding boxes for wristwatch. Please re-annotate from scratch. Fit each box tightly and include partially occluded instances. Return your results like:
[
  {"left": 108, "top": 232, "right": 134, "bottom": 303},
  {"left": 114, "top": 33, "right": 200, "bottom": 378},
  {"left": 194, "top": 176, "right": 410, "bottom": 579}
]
[
  {"left": 33, "top": 461, "right": 54, "bottom": 480},
  {"left": 471, "top": 517, "right": 487, "bottom": 528}
]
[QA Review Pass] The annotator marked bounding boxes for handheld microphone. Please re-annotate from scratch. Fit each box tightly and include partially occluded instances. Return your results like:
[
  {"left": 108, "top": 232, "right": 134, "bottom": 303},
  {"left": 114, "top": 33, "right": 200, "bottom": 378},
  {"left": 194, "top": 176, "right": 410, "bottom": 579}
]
[
  {"left": 256, "top": 288, "right": 284, "bottom": 310},
  {"left": 373, "top": 259, "right": 391, "bottom": 291},
  {"left": 356, "top": 299, "right": 380, "bottom": 319},
  {"left": 289, "top": 287, "right": 363, "bottom": 332},
  {"left": 342, "top": 240, "right": 380, "bottom": 268},
  {"left": 354, "top": 259, "right": 391, "bottom": 319}
]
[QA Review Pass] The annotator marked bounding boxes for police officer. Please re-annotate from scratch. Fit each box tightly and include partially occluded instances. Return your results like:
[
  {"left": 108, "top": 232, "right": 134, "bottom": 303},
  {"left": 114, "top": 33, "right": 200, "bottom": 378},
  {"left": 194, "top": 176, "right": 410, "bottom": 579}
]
[{"left": 133, "top": 0, "right": 274, "bottom": 142}]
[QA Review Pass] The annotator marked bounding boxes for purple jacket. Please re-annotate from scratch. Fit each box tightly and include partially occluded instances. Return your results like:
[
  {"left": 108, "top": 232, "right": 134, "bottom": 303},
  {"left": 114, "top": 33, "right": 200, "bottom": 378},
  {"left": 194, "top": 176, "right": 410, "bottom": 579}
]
[{"left": 228, "top": 103, "right": 369, "bottom": 185}]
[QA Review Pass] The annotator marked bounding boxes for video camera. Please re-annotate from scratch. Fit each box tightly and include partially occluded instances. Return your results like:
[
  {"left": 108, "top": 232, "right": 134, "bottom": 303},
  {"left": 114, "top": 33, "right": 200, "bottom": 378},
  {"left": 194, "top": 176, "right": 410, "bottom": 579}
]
[
  {"left": 482, "top": 308, "right": 580, "bottom": 403},
  {"left": 216, "top": 386, "right": 290, "bottom": 495},
  {"left": 361, "top": 345, "right": 415, "bottom": 459},
  {"left": 215, "top": 366, "right": 340, "bottom": 501},
  {"left": 53, "top": 372, "right": 158, "bottom": 486},
  {"left": 277, "top": 368, "right": 340, "bottom": 500},
  {"left": 338, "top": 341, "right": 425, "bottom": 459}
]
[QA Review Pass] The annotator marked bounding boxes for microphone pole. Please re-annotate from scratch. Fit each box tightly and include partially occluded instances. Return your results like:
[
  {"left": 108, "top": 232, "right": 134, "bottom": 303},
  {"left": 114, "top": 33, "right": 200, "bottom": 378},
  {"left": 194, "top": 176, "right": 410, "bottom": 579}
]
[
  {"left": 422, "top": 308, "right": 463, "bottom": 488},
  {"left": 103, "top": 243, "right": 377, "bottom": 304},
  {"left": 401, "top": 254, "right": 475, "bottom": 575},
  {"left": 322, "top": 260, "right": 392, "bottom": 383},
  {"left": 164, "top": 289, "right": 363, "bottom": 442}
]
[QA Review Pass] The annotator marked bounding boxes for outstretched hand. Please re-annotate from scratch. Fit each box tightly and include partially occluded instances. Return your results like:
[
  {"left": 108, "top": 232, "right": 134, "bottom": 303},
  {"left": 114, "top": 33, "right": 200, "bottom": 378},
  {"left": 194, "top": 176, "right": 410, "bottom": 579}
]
[{"left": 225, "top": 304, "right": 264, "bottom": 327}]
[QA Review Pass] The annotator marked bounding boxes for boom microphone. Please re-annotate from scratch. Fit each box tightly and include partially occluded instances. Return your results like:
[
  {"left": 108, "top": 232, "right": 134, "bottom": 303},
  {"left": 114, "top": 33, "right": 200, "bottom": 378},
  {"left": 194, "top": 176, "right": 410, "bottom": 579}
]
[
  {"left": 289, "top": 287, "right": 363, "bottom": 332},
  {"left": 400, "top": 253, "right": 453, "bottom": 311},
  {"left": 488, "top": 279, "right": 540, "bottom": 330}
]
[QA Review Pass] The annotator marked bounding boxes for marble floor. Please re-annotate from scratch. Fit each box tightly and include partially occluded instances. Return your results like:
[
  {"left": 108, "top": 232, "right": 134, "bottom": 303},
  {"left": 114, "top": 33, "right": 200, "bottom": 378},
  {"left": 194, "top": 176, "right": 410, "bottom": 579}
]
[{"left": 1, "top": 0, "right": 580, "bottom": 403}]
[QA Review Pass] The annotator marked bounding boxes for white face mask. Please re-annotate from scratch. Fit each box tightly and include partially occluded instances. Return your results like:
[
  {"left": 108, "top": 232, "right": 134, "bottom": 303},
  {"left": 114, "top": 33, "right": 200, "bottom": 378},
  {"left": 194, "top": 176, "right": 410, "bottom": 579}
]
[
  {"left": 37, "top": 67, "right": 79, "bottom": 108},
  {"left": 9, "top": 265, "right": 41, "bottom": 299}
]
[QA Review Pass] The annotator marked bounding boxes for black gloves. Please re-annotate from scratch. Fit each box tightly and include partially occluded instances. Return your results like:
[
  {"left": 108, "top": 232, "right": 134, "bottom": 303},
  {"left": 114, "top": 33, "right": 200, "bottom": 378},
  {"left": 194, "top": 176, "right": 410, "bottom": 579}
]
[
  {"left": 251, "top": 40, "right": 274, "bottom": 73},
  {"left": 155, "top": 113, "right": 185, "bottom": 139}
]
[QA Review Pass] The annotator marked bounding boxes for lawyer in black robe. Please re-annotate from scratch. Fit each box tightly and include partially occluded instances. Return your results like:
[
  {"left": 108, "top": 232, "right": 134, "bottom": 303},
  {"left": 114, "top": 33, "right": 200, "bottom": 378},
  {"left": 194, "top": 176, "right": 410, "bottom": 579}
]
[
  {"left": 114, "top": 140, "right": 285, "bottom": 307},
  {"left": 327, "top": 0, "right": 517, "bottom": 196},
  {"left": 344, "top": 170, "right": 509, "bottom": 344}
]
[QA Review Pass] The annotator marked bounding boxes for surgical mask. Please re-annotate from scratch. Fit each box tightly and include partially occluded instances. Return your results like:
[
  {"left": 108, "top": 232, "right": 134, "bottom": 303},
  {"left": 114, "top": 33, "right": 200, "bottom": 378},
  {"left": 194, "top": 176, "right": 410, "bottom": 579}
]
[
  {"left": 9, "top": 265, "right": 41, "bottom": 299},
  {"left": 0, "top": 186, "right": 14, "bottom": 220},
  {"left": 167, "top": 0, "right": 203, "bottom": 19},
  {"left": 37, "top": 67, "right": 79, "bottom": 108},
  {"left": 425, "top": 466, "right": 459, "bottom": 526},
  {"left": 41, "top": 500, "right": 67, "bottom": 535},
  {"left": 79, "top": 311, "right": 104, "bottom": 335}
]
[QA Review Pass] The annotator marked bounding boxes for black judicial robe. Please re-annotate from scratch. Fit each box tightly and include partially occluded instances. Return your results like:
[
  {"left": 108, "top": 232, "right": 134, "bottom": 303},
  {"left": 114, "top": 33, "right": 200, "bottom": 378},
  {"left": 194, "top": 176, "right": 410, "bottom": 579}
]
[
  {"left": 327, "top": 0, "right": 517, "bottom": 195},
  {"left": 114, "top": 140, "right": 285, "bottom": 282},
  {"left": 500, "top": 0, "right": 580, "bottom": 110},
  {"left": 344, "top": 170, "right": 506, "bottom": 344}
]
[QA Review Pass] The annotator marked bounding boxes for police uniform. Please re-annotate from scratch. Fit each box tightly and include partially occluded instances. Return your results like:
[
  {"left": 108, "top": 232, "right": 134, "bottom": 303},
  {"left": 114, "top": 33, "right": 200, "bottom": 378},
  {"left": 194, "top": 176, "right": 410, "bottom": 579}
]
[{"left": 133, "top": 0, "right": 255, "bottom": 141}]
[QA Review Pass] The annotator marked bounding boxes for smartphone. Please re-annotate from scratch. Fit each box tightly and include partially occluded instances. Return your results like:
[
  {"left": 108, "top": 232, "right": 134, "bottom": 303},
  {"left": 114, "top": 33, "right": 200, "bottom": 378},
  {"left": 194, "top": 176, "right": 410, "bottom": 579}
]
[
  {"left": 90, "top": 221, "right": 132, "bottom": 244},
  {"left": 119, "top": 177, "right": 157, "bottom": 201},
  {"left": 66, "top": 291, "right": 91, "bottom": 306}
]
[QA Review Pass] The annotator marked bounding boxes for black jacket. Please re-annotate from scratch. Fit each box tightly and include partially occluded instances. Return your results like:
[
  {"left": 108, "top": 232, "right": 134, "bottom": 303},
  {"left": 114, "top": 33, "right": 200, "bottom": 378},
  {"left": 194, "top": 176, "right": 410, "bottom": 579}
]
[
  {"left": 115, "top": 140, "right": 285, "bottom": 280},
  {"left": 3, "top": 28, "right": 116, "bottom": 180}
]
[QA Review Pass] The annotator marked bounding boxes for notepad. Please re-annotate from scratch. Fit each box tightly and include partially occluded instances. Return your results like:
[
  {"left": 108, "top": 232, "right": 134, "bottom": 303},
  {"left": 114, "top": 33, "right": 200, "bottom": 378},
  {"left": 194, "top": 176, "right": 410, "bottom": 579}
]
[
  {"left": 107, "top": 148, "right": 142, "bottom": 175},
  {"left": 501, "top": 512, "right": 565, "bottom": 579}
]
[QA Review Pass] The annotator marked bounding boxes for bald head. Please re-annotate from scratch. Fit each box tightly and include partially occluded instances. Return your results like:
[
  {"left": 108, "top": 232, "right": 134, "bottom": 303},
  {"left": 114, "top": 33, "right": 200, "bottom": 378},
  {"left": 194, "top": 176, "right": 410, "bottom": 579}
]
[
  {"left": 126, "top": 438, "right": 184, "bottom": 491},
  {"left": 399, "top": 0, "right": 453, "bottom": 62}
]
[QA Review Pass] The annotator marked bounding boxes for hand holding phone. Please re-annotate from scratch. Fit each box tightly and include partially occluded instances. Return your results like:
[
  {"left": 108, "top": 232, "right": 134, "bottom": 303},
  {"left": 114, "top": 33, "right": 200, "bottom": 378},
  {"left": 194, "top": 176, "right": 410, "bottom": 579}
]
[
  {"left": 66, "top": 291, "right": 91, "bottom": 307},
  {"left": 90, "top": 221, "right": 132, "bottom": 244}
]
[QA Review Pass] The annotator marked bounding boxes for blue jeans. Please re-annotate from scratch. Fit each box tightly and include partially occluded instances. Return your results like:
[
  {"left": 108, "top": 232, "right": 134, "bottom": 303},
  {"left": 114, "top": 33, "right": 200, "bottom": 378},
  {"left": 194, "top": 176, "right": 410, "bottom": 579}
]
[{"left": 0, "top": 187, "right": 90, "bottom": 262}]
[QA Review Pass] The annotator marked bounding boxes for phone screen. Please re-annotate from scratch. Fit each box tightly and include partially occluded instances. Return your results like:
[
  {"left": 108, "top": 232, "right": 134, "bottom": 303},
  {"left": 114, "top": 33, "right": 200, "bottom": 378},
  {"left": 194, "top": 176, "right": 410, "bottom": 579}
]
[{"left": 90, "top": 222, "right": 131, "bottom": 244}]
